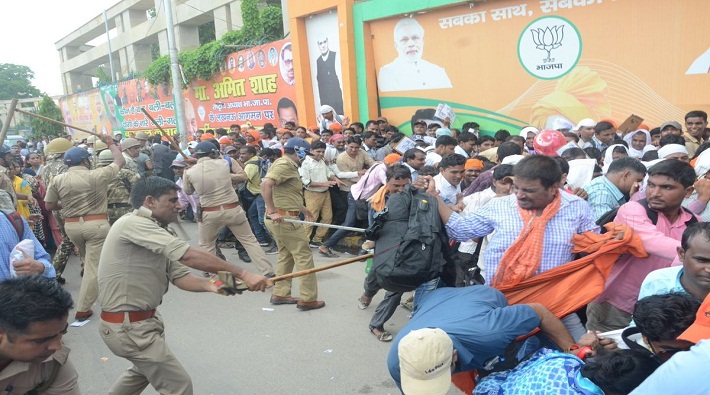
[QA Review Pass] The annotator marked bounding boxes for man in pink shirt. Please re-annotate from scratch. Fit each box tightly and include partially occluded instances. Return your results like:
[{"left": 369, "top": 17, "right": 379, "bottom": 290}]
[{"left": 587, "top": 160, "right": 700, "bottom": 332}]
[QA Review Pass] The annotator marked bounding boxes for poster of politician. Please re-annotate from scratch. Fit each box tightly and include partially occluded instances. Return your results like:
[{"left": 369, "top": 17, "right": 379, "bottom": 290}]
[
  {"left": 305, "top": 11, "right": 345, "bottom": 116},
  {"left": 377, "top": 17, "right": 452, "bottom": 92}
]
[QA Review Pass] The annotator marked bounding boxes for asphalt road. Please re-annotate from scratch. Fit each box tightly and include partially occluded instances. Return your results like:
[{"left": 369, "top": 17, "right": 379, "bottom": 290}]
[{"left": 58, "top": 220, "right": 464, "bottom": 394}]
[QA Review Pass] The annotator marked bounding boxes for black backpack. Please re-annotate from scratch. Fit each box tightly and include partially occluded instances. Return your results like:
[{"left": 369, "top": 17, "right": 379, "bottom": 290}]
[
  {"left": 369, "top": 185, "right": 453, "bottom": 292},
  {"left": 596, "top": 198, "right": 698, "bottom": 233}
]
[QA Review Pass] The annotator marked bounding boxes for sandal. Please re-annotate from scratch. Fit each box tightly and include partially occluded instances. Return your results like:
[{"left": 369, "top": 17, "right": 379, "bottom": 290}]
[
  {"left": 370, "top": 327, "right": 393, "bottom": 342},
  {"left": 318, "top": 248, "right": 339, "bottom": 258},
  {"left": 357, "top": 295, "right": 371, "bottom": 310}
]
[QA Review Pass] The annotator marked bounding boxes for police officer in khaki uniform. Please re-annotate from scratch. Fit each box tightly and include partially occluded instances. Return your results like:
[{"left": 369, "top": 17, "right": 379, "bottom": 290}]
[
  {"left": 135, "top": 131, "right": 154, "bottom": 160},
  {"left": 0, "top": 276, "right": 79, "bottom": 394},
  {"left": 121, "top": 138, "right": 141, "bottom": 173},
  {"left": 90, "top": 139, "right": 108, "bottom": 169},
  {"left": 98, "top": 176, "right": 268, "bottom": 395},
  {"left": 44, "top": 135, "right": 125, "bottom": 321},
  {"left": 0, "top": 145, "right": 17, "bottom": 208},
  {"left": 183, "top": 142, "right": 275, "bottom": 277},
  {"left": 97, "top": 149, "right": 140, "bottom": 224},
  {"left": 41, "top": 138, "right": 76, "bottom": 284},
  {"left": 262, "top": 138, "right": 325, "bottom": 310}
]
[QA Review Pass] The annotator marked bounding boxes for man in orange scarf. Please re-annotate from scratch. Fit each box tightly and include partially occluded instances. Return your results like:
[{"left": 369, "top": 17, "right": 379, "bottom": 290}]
[{"left": 422, "top": 155, "right": 598, "bottom": 339}]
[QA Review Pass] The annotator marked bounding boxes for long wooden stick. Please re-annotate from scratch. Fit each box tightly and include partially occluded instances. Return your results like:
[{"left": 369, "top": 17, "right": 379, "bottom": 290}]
[
  {"left": 14, "top": 108, "right": 102, "bottom": 138},
  {"left": 0, "top": 99, "right": 18, "bottom": 144},
  {"left": 270, "top": 254, "right": 373, "bottom": 283},
  {"left": 281, "top": 218, "right": 367, "bottom": 233},
  {"left": 140, "top": 108, "right": 189, "bottom": 160}
]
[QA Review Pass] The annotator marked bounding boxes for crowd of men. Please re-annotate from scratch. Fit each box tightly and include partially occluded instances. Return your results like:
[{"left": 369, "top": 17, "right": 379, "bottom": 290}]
[{"left": 1, "top": 106, "right": 710, "bottom": 394}]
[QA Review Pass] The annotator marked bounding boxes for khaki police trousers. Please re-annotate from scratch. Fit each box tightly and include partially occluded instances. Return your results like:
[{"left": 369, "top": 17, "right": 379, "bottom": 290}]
[
  {"left": 64, "top": 218, "right": 110, "bottom": 312},
  {"left": 198, "top": 206, "right": 274, "bottom": 275},
  {"left": 303, "top": 190, "right": 332, "bottom": 243},
  {"left": 265, "top": 217, "right": 318, "bottom": 302},
  {"left": 100, "top": 314, "right": 193, "bottom": 395}
]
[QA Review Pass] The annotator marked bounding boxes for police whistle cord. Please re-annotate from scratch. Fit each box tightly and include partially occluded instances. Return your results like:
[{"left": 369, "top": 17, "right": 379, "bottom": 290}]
[
  {"left": 270, "top": 254, "right": 374, "bottom": 283},
  {"left": 140, "top": 108, "right": 189, "bottom": 160},
  {"left": 280, "top": 218, "right": 367, "bottom": 233}
]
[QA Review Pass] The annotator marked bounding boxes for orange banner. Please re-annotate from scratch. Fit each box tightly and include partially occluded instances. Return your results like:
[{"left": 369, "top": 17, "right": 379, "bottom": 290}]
[{"left": 60, "top": 39, "right": 297, "bottom": 138}]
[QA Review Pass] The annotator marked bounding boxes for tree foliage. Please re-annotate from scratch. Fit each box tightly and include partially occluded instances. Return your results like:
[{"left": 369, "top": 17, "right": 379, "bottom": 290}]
[
  {"left": 142, "top": 0, "right": 283, "bottom": 87},
  {"left": 0, "top": 64, "right": 42, "bottom": 100},
  {"left": 261, "top": 5, "right": 284, "bottom": 39},
  {"left": 198, "top": 21, "right": 217, "bottom": 46},
  {"left": 240, "top": 0, "right": 264, "bottom": 39},
  {"left": 144, "top": 55, "right": 171, "bottom": 87},
  {"left": 28, "top": 96, "right": 64, "bottom": 140},
  {"left": 95, "top": 66, "right": 112, "bottom": 87}
]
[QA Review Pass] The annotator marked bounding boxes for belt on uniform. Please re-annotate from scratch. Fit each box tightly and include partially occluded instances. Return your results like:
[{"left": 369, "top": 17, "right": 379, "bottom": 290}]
[
  {"left": 64, "top": 214, "right": 109, "bottom": 222},
  {"left": 100, "top": 309, "right": 156, "bottom": 324},
  {"left": 202, "top": 202, "right": 239, "bottom": 212},
  {"left": 275, "top": 209, "right": 300, "bottom": 216},
  {"left": 108, "top": 203, "right": 132, "bottom": 209}
]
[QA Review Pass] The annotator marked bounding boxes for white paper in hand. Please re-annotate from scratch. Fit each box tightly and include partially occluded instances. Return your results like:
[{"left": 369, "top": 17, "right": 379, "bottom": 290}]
[
  {"left": 9, "top": 240, "right": 34, "bottom": 277},
  {"left": 566, "top": 159, "right": 597, "bottom": 190}
]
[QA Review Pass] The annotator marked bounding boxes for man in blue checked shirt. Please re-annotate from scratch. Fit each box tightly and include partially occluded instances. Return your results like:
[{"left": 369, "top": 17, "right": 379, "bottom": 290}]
[
  {"left": 0, "top": 211, "right": 55, "bottom": 281},
  {"left": 583, "top": 157, "right": 646, "bottom": 221},
  {"left": 422, "top": 155, "right": 598, "bottom": 340}
]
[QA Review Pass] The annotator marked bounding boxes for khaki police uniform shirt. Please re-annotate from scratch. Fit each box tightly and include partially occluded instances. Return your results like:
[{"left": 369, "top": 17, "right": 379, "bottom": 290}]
[
  {"left": 264, "top": 156, "right": 303, "bottom": 211},
  {"left": 0, "top": 345, "right": 80, "bottom": 395},
  {"left": 98, "top": 207, "right": 192, "bottom": 312},
  {"left": 44, "top": 164, "right": 119, "bottom": 218},
  {"left": 183, "top": 157, "right": 240, "bottom": 208},
  {"left": 0, "top": 165, "right": 16, "bottom": 207}
]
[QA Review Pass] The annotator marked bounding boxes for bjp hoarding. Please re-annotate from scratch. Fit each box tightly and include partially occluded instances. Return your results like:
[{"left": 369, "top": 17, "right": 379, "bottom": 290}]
[
  {"left": 369, "top": 0, "right": 710, "bottom": 134},
  {"left": 57, "top": 90, "right": 113, "bottom": 140},
  {"left": 182, "top": 39, "right": 297, "bottom": 135},
  {"left": 59, "top": 39, "right": 297, "bottom": 138}
]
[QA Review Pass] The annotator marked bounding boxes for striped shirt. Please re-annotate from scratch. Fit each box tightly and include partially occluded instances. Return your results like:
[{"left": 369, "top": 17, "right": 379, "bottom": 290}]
[
  {"left": 583, "top": 176, "right": 626, "bottom": 221},
  {"left": 445, "top": 192, "right": 598, "bottom": 284}
]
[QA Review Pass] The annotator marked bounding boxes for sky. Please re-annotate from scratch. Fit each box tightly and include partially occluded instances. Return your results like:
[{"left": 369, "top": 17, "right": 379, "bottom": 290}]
[{"left": 1, "top": 0, "right": 121, "bottom": 97}]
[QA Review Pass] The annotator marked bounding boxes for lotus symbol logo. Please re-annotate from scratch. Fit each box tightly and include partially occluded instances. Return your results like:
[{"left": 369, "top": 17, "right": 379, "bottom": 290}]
[
  {"left": 518, "top": 16, "right": 581, "bottom": 80},
  {"left": 530, "top": 25, "right": 564, "bottom": 63}
]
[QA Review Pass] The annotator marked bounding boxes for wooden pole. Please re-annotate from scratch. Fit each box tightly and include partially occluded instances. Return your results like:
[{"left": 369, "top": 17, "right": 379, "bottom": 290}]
[
  {"left": 14, "top": 108, "right": 102, "bottom": 138},
  {"left": 0, "top": 99, "right": 18, "bottom": 144},
  {"left": 140, "top": 108, "right": 189, "bottom": 160},
  {"left": 270, "top": 254, "right": 373, "bottom": 283},
  {"left": 281, "top": 218, "right": 366, "bottom": 233}
]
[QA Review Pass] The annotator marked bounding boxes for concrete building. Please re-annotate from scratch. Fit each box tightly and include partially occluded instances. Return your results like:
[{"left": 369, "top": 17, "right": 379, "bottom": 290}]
[
  {"left": 0, "top": 97, "right": 47, "bottom": 132},
  {"left": 55, "top": 0, "right": 264, "bottom": 95}
]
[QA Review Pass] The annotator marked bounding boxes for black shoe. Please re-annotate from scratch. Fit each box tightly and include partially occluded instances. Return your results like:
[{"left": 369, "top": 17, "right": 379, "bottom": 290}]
[
  {"left": 238, "top": 250, "right": 252, "bottom": 263},
  {"left": 265, "top": 245, "right": 279, "bottom": 255},
  {"left": 56, "top": 275, "right": 66, "bottom": 285}
]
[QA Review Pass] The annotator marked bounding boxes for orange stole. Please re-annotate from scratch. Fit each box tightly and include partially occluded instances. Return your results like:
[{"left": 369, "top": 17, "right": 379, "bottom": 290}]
[{"left": 452, "top": 223, "right": 648, "bottom": 393}]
